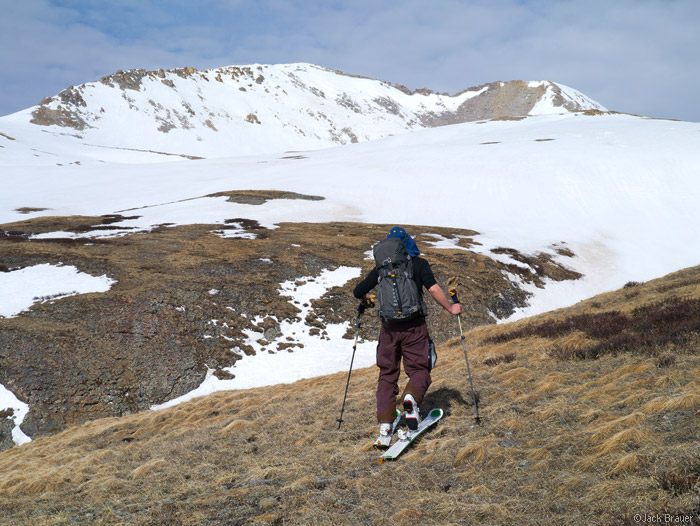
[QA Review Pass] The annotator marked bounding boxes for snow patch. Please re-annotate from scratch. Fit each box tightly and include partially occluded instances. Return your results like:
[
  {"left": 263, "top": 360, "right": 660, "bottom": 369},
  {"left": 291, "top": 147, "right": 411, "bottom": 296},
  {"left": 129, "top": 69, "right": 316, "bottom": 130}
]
[
  {"left": 0, "top": 264, "right": 116, "bottom": 318},
  {"left": 0, "top": 384, "right": 31, "bottom": 446},
  {"left": 421, "top": 233, "right": 471, "bottom": 251}
]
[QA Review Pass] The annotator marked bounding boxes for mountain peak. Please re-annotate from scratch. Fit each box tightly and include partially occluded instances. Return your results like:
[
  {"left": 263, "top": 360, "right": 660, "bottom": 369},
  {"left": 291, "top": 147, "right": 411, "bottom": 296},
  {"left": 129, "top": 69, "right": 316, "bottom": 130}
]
[{"left": 4, "top": 63, "right": 607, "bottom": 162}]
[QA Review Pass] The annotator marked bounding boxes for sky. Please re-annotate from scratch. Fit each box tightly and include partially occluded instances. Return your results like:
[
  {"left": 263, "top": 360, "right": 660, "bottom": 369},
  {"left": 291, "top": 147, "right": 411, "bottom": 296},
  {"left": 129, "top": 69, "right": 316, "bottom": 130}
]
[{"left": 1, "top": 0, "right": 699, "bottom": 121}]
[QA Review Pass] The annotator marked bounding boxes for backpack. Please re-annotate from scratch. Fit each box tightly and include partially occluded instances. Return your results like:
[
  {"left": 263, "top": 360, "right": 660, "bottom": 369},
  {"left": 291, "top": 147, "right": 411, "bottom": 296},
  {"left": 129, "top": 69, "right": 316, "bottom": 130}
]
[{"left": 373, "top": 237, "right": 427, "bottom": 323}]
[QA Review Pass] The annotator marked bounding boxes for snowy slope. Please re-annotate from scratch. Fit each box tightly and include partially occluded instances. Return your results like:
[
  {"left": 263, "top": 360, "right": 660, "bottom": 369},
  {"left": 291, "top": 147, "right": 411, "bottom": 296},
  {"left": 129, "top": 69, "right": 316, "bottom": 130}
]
[
  {"left": 2, "top": 112, "right": 699, "bottom": 306},
  {"left": 0, "top": 63, "right": 605, "bottom": 165}
]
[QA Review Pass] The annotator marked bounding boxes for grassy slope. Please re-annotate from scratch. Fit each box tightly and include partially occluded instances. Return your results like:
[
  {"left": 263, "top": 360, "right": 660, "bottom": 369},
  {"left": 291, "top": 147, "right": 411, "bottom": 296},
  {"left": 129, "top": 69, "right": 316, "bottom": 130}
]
[{"left": 1, "top": 266, "right": 699, "bottom": 525}]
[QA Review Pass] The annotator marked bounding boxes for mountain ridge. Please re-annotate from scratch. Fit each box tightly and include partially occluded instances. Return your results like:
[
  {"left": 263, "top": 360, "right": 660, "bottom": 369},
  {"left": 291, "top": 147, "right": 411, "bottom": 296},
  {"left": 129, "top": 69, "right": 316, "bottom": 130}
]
[{"left": 0, "top": 63, "right": 606, "bottom": 163}]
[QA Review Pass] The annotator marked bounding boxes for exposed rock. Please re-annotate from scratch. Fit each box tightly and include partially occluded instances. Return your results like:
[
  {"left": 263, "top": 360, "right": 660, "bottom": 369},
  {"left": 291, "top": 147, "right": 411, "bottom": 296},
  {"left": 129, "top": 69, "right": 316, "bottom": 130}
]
[
  {"left": 341, "top": 127, "right": 359, "bottom": 143},
  {"left": 245, "top": 113, "right": 261, "bottom": 124},
  {"left": 210, "top": 190, "right": 324, "bottom": 206},
  {"left": 373, "top": 96, "right": 402, "bottom": 115},
  {"left": 30, "top": 104, "right": 90, "bottom": 130},
  {"left": 157, "top": 120, "right": 176, "bottom": 133},
  {"left": 420, "top": 81, "right": 544, "bottom": 126},
  {"left": 171, "top": 67, "right": 198, "bottom": 79},
  {"left": 58, "top": 86, "right": 87, "bottom": 107},
  {"left": 336, "top": 93, "right": 362, "bottom": 113},
  {"left": 213, "top": 369, "right": 235, "bottom": 380},
  {"left": 0, "top": 410, "right": 14, "bottom": 452},
  {"left": 100, "top": 69, "right": 150, "bottom": 91}
]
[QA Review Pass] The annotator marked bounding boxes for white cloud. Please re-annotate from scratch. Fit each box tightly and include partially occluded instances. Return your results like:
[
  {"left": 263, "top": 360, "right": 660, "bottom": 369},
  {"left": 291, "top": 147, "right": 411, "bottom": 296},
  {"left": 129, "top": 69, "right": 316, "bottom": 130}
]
[{"left": 0, "top": 0, "right": 698, "bottom": 121}]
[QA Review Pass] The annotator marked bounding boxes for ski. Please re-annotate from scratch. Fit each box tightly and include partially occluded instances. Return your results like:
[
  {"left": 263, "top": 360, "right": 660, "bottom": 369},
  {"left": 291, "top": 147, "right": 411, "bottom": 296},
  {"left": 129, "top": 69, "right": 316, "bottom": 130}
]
[
  {"left": 379, "top": 408, "right": 443, "bottom": 464},
  {"left": 374, "top": 409, "right": 402, "bottom": 449}
]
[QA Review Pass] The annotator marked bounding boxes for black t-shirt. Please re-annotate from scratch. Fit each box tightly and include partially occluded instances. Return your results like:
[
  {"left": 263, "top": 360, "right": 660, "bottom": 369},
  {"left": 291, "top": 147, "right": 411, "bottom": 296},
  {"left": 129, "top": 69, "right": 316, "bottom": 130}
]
[{"left": 353, "top": 256, "right": 437, "bottom": 301}]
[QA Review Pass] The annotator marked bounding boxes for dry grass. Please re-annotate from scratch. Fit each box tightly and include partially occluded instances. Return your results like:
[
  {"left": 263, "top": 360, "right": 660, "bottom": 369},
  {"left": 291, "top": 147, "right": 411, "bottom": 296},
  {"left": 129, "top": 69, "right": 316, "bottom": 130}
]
[{"left": 1, "top": 266, "right": 699, "bottom": 524}]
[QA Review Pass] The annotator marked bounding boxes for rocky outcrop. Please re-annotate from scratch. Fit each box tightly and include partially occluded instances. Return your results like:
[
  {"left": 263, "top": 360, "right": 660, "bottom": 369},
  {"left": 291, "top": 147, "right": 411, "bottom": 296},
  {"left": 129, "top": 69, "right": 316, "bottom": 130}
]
[
  {"left": 30, "top": 103, "right": 90, "bottom": 130},
  {"left": 420, "top": 81, "right": 548, "bottom": 126},
  {"left": 0, "top": 410, "right": 14, "bottom": 452}
]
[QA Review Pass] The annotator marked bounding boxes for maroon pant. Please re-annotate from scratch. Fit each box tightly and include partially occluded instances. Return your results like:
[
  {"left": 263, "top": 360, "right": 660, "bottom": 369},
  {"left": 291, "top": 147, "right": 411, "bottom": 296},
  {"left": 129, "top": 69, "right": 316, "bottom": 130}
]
[{"left": 376, "top": 316, "right": 431, "bottom": 423}]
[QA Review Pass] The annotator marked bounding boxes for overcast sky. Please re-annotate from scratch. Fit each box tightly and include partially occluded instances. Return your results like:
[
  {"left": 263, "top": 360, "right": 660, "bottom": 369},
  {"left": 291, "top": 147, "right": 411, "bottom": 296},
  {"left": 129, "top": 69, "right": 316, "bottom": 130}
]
[{"left": 1, "top": 0, "right": 699, "bottom": 121}]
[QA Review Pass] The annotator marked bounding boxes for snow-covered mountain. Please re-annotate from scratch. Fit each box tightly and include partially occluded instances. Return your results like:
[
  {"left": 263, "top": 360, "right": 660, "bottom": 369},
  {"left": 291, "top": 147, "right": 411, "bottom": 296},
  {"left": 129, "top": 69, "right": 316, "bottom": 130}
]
[{"left": 0, "top": 63, "right": 605, "bottom": 164}]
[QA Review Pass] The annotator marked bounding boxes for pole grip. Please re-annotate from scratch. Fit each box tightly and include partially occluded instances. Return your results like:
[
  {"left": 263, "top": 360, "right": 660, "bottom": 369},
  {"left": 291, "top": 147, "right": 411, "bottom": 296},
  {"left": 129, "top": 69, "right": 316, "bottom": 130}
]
[{"left": 448, "top": 287, "right": 460, "bottom": 304}]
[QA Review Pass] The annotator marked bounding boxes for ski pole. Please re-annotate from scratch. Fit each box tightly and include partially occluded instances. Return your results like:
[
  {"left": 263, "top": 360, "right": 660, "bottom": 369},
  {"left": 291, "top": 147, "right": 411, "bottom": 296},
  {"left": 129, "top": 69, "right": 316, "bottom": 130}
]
[
  {"left": 336, "top": 302, "right": 365, "bottom": 430},
  {"left": 448, "top": 286, "right": 482, "bottom": 426}
]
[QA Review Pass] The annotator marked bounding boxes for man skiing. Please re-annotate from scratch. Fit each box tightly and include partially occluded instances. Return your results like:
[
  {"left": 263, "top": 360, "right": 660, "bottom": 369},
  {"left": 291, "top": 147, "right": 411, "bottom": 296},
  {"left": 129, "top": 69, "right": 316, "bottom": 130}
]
[{"left": 353, "top": 226, "right": 461, "bottom": 447}]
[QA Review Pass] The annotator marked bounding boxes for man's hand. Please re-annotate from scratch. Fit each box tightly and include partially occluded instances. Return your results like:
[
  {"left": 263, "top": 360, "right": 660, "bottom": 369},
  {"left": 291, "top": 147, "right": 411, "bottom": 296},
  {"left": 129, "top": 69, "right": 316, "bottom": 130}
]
[
  {"left": 362, "top": 293, "right": 376, "bottom": 308},
  {"left": 428, "top": 284, "right": 462, "bottom": 315}
]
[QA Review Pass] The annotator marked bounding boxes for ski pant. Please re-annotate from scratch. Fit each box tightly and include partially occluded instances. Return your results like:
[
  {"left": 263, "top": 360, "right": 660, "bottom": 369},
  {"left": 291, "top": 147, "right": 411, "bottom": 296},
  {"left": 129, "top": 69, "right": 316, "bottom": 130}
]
[{"left": 376, "top": 316, "right": 431, "bottom": 423}]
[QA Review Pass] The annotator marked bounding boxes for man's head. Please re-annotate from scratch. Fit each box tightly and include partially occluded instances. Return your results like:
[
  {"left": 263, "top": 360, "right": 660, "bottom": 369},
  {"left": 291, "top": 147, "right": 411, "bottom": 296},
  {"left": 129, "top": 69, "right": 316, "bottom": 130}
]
[{"left": 387, "top": 226, "right": 420, "bottom": 257}]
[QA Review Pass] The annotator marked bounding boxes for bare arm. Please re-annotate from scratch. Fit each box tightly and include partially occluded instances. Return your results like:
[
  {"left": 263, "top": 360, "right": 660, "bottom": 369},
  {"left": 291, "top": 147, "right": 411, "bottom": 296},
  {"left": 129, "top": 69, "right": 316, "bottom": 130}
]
[{"left": 428, "top": 284, "right": 462, "bottom": 315}]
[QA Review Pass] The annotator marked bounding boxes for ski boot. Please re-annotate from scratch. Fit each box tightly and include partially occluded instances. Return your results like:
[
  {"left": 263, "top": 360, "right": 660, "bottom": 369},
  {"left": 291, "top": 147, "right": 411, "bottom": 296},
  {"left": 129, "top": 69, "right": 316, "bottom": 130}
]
[
  {"left": 403, "top": 393, "right": 421, "bottom": 431},
  {"left": 374, "top": 410, "right": 401, "bottom": 448},
  {"left": 375, "top": 423, "right": 393, "bottom": 448}
]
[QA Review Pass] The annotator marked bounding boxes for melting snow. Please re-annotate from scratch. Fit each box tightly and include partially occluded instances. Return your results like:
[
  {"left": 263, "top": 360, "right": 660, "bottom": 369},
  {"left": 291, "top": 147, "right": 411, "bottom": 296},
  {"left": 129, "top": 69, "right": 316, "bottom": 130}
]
[
  {"left": 152, "top": 266, "right": 376, "bottom": 409},
  {"left": 0, "top": 264, "right": 115, "bottom": 319},
  {"left": 0, "top": 385, "right": 30, "bottom": 446}
]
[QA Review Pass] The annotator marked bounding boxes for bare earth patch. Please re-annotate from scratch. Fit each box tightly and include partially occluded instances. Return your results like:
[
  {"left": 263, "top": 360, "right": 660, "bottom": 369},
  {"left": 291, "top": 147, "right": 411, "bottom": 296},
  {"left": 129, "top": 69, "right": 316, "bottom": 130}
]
[
  {"left": 13, "top": 207, "right": 50, "bottom": 215},
  {"left": 207, "top": 189, "right": 324, "bottom": 205}
]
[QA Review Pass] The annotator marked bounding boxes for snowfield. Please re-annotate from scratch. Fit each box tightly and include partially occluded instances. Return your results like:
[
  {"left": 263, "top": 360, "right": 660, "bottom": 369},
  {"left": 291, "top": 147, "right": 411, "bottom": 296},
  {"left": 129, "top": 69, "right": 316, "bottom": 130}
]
[{"left": 2, "top": 108, "right": 700, "bottom": 440}]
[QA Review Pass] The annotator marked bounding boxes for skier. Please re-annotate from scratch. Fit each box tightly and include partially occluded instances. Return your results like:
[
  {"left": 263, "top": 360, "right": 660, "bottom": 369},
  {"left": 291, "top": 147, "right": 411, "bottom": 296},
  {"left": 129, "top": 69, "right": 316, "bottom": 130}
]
[{"left": 353, "top": 226, "right": 461, "bottom": 446}]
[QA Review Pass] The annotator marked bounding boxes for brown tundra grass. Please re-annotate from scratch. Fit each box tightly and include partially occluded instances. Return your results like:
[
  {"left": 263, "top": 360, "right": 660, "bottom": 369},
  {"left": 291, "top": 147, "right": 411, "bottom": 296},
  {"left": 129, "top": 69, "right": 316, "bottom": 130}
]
[{"left": 1, "top": 266, "right": 700, "bottom": 525}]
